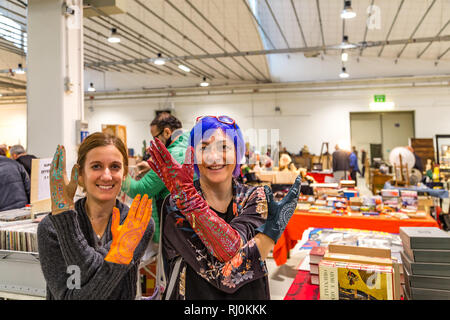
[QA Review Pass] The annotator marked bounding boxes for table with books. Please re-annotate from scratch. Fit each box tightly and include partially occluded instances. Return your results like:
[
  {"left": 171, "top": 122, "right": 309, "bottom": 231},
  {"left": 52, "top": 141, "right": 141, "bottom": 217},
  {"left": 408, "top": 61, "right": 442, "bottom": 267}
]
[
  {"left": 284, "top": 227, "right": 450, "bottom": 300},
  {"left": 273, "top": 186, "right": 440, "bottom": 266}
]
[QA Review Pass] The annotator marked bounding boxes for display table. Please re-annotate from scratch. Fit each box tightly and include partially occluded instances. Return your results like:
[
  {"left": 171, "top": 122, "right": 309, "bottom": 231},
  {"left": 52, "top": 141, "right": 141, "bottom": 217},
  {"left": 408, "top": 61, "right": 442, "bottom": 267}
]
[
  {"left": 383, "top": 182, "right": 449, "bottom": 199},
  {"left": 273, "top": 210, "right": 439, "bottom": 266}
]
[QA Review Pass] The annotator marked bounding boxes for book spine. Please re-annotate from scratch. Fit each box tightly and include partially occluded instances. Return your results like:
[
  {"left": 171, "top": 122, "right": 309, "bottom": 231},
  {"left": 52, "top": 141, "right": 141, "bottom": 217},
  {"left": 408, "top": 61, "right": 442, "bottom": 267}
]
[{"left": 319, "top": 261, "right": 339, "bottom": 300}]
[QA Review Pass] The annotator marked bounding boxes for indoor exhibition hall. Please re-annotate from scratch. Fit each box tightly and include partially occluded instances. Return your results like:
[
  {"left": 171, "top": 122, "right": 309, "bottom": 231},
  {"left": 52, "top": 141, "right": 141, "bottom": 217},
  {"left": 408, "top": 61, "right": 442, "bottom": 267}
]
[{"left": 0, "top": 0, "right": 450, "bottom": 302}]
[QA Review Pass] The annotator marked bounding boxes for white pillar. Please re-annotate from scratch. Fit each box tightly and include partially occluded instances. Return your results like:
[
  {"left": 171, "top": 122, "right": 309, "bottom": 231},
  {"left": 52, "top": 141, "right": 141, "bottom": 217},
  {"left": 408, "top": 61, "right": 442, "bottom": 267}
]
[{"left": 26, "top": 0, "right": 84, "bottom": 169}]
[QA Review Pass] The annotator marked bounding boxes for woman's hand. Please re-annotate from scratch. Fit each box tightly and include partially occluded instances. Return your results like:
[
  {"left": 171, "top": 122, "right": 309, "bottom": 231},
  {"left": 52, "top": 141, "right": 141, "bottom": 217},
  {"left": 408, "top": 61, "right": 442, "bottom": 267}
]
[
  {"left": 50, "top": 145, "right": 79, "bottom": 215},
  {"left": 105, "top": 194, "right": 152, "bottom": 265},
  {"left": 256, "top": 176, "right": 301, "bottom": 243}
]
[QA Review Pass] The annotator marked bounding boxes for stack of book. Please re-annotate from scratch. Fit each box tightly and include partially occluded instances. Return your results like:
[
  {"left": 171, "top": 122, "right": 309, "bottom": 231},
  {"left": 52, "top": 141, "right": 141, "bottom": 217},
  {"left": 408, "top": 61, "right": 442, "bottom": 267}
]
[
  {"left": 319, "top": 244, "right": 401, "bottom": 300},
  {"left": 309, "top": 246, "right": 326, "bottom": 285},
  {"left": 400, "top": 227, "right": 450, "bottom": 299},
  {"left": 0, "top": 218, "right": 40, "bottom": 252}
]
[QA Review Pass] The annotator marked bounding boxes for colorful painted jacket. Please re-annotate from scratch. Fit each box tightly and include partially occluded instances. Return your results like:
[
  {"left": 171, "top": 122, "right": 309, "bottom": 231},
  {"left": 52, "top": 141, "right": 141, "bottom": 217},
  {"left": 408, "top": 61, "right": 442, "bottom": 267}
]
[{"left": 161, "top": 179, "right": 270, "bottom": 300}]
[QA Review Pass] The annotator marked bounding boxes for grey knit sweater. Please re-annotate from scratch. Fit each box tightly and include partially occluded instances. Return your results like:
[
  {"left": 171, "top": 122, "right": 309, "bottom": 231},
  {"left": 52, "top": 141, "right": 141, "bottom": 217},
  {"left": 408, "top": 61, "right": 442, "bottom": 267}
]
[{"left": 37, "top": 197, "right": 154, "bottom": 300}]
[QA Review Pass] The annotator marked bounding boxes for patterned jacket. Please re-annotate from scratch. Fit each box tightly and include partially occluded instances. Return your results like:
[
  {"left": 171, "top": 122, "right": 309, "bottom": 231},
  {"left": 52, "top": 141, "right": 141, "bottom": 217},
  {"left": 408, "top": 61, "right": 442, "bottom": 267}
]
[{"left": 161, "top": 179, "right": 270, "bottom": 300}]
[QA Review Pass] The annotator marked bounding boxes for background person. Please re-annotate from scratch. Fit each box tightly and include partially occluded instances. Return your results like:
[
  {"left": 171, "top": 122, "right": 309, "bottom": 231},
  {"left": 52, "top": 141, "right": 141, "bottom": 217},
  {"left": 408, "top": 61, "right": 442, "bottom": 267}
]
[
  {"left": 332, "top": 144, "right": 350, "bottom": 182},
  {"left": 122, "top": 112, "right": 189, "bottom": 245},
  {"left": 10, "top": 144, "right": 37, "bottom": 177},
  {"left": 37, "top": 133, "right": 154, "bottom": 299},
  {"left": 0, "top": 151, "right": 30, "bottom": 211}
]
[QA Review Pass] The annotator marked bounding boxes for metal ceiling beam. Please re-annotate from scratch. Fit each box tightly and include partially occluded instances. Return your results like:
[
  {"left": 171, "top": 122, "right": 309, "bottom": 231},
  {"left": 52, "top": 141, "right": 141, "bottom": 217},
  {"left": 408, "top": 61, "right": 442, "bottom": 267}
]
[
  {"left": 84, "top": 75, "right": 450, "bottom": 101},
  {"left": 378, "top": 0, "right": 404, "bottom": 57},
  {"left": 87, "top": 6, "right": 200, "bottom": 78},
  {"left": 417, "top": 19, "right": 450, "bottom": 58},
  {"left": 184, "top": 0, "right": 269, "bottom": 82},
  {"left": 0, "top": 79, "right": 25, "bottom": 90},
  {"left": 396, "top": 0, "right": 437, "bottom": 60},
  {"left": 242, "top": 0, "right": 278, "bottom": 50},
  {"left": 85, "top": 19, "right": 185, "bottom": 77},
  {"left": 0, "top": 5, "right": 26, "bottom": 20},
  {"left": 316, "top": 0, "right": 326, "bottom": 54},
  {"left": 264, "top": 0, "right": 290, "bottom": 49},
  {"left": 359, "top": 0, "right": 375, "bottom": 57},
  {"left": 290, "top": 0, "right": 307, "bottom": 47},
  {"left": 84, "top": 54, "right": 124, "bottom": 72},
  {"left": 437, "top": 46, "right": 450, "bottom": 61},
  {"left": 84, "top": 56, "right": 120, "bottom": 73},
  {"left": 164, "top": 0, "right": 246, "bottom": 81},
  {"left": 134, "top": 0, "right": 230, "bottom": 80},
  {"left": 125, "top": 11, "right": 214, "bottom": 80},
  {"left": 6, "top": 0, "right": 27, "bottom": 9},
  {"left": 85, "top": 34, "right": 450, "bottom": 69},
  {"left": 83, "top": 31, "right": 163, "bottom": 75},
  {"left": 84, "top": 46, "right": 141, "bottom": 73}
]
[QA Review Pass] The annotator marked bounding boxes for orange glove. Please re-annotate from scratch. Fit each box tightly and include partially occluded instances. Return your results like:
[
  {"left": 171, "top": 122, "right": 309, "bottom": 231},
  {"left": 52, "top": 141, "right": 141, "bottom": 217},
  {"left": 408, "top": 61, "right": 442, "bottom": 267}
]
[{"left": 105, "top": 194, "right": 152, "bottom": 265}]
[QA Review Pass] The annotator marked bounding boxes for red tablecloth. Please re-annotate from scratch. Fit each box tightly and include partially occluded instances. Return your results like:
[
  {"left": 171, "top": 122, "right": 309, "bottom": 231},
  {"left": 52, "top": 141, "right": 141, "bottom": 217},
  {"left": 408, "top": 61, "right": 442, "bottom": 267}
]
[
  {"left": 284, "top": 270, "right": 319, "bottom": 300},
  {"left": 306, "top": 172, "right": 334, "bottom": 183},
  {"left": 273, "top": 210, "right": 439, "bottom": 266}
]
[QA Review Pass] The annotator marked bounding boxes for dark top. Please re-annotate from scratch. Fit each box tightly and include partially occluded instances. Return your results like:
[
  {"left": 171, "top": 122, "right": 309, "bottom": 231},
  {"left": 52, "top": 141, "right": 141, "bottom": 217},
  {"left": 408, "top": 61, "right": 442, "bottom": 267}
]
[
  {"left": 185, "top": 200, "right": 268, "bottom": 300},
  {"left": 37, "top": 197, "right": 154, "bottom": 300},
  {"left": 161, "top": 179, "right": 270, "bottom": 300},
  {"left": 332, "top": 150, "right": 350, "bottom": 172},
  {"left": 16, "top": 154, "right": 37, "bottom": 177},
  {"left": 413, "top": 153, "right": 424, "bottom": 173},
  {"left": 0, "top": 155, "right": 30, "bottom": 211}
]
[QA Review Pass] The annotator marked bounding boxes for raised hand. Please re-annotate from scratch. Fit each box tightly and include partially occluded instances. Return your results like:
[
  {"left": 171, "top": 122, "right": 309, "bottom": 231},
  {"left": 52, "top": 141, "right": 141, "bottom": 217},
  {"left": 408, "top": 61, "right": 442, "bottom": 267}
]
[
  {"left": 147, "top": 138, "right": 196, "bottom": 207},
  {"left": 105, "top": 194, "right": 152, "bottom": 265},
  {"left": 147, "top": 138, "right": 241, "bottom": 262},
  {"left": 257, "top": 176, "right": 302, "bottom": 243},
  {"left": 50, "top": 145, "right": 79, "bottom": 215}
]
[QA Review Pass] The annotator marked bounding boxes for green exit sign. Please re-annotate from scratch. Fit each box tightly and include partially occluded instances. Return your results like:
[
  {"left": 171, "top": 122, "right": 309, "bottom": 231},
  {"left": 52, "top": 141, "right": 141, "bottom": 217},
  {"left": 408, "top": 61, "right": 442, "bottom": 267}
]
[{"left": 374, "top": 94, "right": 386, "bottom": 102}]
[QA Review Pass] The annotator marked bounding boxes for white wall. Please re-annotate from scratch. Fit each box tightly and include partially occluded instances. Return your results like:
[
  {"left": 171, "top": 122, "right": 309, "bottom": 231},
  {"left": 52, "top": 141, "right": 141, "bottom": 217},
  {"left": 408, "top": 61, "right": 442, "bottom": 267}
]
[
  {"left": 84, "top": 85, "right": 450, "bottom": 157},
  {"left": 0, "top": 104, "right": 27, "bottom": 147},
  {"left": 2, "top": 85, "right": 450, "bottom": 158}
]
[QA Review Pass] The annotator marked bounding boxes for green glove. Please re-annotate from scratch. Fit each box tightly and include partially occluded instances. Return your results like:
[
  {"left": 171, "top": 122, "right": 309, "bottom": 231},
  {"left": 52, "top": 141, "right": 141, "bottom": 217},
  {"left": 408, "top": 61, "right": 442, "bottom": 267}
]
[{"left": 256, "top": 176, "right": 301, "bottom": 243}]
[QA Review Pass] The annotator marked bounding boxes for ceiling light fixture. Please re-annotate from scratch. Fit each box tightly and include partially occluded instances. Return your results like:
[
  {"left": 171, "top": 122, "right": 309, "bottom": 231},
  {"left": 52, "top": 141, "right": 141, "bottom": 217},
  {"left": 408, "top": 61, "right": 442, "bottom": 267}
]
[
  {"left": 200, "top": 77, "right": 209, "bottom": 87},
  {"left": 339, "top": 35, "right": 358, "bottom": 50},
  {"left": 15, "top": 63, "right": 25, "bottom": 74},
  {"left": 341, "top": 51, "right": 348, "bottom": 62},
  {"left": 339, "top": 67, "right": 349, "bottom": 79},
  {"left": 107, "top": 28, "right": 121, "bottom": 43},
  {"left": 178, "top": 64, "right": 190, "bottom": 72},
  {"left": 341, "top": 0, "right": 356, "bottom": 19},
  {"left": 88, "top": 82, "right": 96, "bottom": 92},
  {"left": 154, "top": 53, "right": 166, "bottom": 66}
]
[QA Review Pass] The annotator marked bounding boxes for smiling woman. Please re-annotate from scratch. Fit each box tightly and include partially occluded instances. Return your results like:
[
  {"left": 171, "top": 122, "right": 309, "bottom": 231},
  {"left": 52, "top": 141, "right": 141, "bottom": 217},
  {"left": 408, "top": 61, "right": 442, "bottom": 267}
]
[
  {"left": 37, "top": 132, "right": 154, "bottom": 300},
  {"left": 147, "top": 115, "right": 301, "bottom": 300}
]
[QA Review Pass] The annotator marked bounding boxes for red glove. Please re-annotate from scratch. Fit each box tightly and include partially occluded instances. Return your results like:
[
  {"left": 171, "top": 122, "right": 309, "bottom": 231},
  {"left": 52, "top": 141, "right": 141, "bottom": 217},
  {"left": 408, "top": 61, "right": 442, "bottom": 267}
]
[{"left": 147, "top": 138, "right": 241, "bottom": 262}]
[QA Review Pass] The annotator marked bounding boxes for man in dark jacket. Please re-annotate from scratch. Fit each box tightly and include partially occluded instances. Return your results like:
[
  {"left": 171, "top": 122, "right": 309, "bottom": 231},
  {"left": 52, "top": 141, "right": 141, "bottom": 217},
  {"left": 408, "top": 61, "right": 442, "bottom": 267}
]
[
  {"left": 10, "top": 144, "right": 37, "bottom": 177},
  {"left": 332, "top": 144, "right": 350, "bottom": 182},
  {"left": 0, "top": 155, "right": 30, "bottom": 211}
]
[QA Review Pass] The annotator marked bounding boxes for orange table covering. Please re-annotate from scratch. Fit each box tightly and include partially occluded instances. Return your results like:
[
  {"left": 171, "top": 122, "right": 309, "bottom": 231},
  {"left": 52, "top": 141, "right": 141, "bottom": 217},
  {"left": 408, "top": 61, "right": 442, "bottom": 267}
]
[{"left": 273, "top": 210, "right": 439, "bottom": 266}]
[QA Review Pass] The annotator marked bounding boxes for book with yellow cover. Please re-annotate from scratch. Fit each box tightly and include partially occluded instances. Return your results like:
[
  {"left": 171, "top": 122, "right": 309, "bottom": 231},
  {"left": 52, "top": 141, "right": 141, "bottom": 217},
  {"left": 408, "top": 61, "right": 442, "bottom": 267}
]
[{"left": 319, "top": 260, "right": 394, "bottom": 300}]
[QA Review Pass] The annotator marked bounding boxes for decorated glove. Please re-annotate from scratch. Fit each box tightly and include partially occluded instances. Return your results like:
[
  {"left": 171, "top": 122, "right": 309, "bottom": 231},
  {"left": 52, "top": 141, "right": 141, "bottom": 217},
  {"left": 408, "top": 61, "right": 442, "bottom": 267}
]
[
  {"left": 147, "top": 138, "right": 241, "bottom": 262},
  {"left": 50, "top": 145, "right": 79, "bottom": 215},
  {"left": 105, "top": 194, "right": 152, "bottom": 265},
  {"left": 256, "top": 176, "right": 301, "bottom": 243}
]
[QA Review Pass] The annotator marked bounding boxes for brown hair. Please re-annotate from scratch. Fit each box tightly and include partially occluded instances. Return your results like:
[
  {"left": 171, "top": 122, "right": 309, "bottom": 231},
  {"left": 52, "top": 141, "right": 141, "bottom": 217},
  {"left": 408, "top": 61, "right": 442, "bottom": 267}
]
[{"left": 77, "top": 132, "right": 128, "bottom": 176}]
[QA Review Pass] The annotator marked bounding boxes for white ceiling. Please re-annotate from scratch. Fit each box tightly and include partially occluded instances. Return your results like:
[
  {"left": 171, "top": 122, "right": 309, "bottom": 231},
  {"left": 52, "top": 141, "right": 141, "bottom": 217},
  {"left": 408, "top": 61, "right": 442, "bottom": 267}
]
[{"left": 0, "top": 0, "right": 449, "bottom": 94}]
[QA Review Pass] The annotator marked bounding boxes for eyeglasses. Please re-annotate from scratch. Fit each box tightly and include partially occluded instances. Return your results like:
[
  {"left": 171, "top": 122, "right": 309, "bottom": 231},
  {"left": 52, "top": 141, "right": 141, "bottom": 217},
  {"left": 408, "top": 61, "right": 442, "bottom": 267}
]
[
  {"left": 195, "top": 115, "right": 236, "bottom": 127},
  {"left": 152, "top": 129, "right": 164, "bottom": 140}
]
